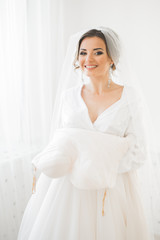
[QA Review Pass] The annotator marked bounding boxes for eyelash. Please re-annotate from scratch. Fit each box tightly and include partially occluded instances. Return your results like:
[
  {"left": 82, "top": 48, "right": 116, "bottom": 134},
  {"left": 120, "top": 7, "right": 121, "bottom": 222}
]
[{"left": 79, "top": 51, "right": 103, "bottom": 56}]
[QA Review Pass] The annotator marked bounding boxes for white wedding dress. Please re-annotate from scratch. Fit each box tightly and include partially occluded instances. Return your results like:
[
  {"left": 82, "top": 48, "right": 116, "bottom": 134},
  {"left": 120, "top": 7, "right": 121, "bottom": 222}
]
[{"left": 18, "top": 83, "right": 152, "bottom": 240}]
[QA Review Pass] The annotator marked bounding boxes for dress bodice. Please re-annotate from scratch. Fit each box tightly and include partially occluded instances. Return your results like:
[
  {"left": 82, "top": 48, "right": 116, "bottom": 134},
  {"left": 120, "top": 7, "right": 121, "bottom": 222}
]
[{"left": 61, "top": 83, "right": 130, "bottom": 137}]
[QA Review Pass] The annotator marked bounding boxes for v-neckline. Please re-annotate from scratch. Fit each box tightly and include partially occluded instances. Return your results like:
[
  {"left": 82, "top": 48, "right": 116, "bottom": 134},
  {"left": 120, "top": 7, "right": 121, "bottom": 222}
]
[{"left": 79, "top": 83, "right": 125, "bottom": 125}]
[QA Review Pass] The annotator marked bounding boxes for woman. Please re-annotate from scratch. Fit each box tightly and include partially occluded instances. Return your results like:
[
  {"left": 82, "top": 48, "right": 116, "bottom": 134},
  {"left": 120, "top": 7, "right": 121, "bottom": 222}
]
[{"left": 18, "top": 27, "right": 159, "bottom": 240}]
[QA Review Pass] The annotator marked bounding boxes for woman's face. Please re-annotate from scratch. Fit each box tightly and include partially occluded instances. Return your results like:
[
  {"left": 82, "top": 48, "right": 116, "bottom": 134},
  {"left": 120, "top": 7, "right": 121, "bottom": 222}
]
[{"left": 78, "top": 36, "right": 113, "bottom": 78}]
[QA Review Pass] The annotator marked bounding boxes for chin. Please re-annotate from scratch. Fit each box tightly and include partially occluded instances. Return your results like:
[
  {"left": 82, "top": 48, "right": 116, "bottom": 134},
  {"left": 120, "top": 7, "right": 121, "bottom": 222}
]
[{"left": 84, "top": 71, "right": 97, "bottom": 78}]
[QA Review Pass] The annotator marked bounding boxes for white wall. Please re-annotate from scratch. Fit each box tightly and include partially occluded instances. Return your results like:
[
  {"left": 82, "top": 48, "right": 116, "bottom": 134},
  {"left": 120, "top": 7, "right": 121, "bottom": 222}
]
[{"left": 62, "top": 0, "right": 160, "bottom": 148}]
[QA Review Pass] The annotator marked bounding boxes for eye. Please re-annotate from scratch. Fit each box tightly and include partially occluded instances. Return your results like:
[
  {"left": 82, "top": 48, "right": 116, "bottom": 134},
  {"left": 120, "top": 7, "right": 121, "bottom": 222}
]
[
  {"left": 95, "top": 51, "right": 103, "bottom": 55},
  {"left": 79, "top": 51, "right": 87, "bottom": 55}
]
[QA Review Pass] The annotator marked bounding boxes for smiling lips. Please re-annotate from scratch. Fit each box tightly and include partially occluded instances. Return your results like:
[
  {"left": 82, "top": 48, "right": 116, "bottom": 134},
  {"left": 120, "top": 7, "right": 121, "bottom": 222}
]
[{"left": 85, "top": 65, "right": 97, "bottom": 69}]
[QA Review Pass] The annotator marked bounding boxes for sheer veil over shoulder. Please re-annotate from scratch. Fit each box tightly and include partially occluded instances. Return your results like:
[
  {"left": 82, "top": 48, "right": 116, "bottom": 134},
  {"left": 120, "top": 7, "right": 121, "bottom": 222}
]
[{"left": 18, "top": 27, "right": 160, "bottom": 240}]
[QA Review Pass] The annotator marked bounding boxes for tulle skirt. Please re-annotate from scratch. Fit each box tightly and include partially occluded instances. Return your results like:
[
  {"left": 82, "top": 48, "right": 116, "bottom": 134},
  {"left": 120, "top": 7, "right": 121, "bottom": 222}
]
[{"left": 18, "top": 171, "right": 152, "bottom": 240}]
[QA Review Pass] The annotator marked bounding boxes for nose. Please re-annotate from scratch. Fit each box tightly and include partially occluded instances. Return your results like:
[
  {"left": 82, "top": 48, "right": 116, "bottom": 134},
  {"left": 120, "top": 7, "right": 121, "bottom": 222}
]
[
  {"left": 84, "top": 53, "right": 94, "bottom": 63},
  {"left": 85, "top": 54, "right": 94, "bottom": 65}
]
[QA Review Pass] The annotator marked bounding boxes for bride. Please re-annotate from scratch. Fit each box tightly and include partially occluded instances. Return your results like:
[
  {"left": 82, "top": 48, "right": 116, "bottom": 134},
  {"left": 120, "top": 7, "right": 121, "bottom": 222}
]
[{"left": 18, "top": 27, "right": 159, "bottom": 240}]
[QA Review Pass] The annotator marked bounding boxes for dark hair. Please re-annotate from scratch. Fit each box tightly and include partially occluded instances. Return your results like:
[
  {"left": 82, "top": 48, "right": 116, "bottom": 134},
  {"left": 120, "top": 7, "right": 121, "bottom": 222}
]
[{"left": 73, "top": 29, "right": 116, "bottom": 71}]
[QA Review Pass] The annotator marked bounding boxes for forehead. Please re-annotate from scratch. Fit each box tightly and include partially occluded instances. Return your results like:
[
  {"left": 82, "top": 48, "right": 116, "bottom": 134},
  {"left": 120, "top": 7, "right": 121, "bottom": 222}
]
[{"left": 80, "top": 36, "right": 106, "bottom": 50}]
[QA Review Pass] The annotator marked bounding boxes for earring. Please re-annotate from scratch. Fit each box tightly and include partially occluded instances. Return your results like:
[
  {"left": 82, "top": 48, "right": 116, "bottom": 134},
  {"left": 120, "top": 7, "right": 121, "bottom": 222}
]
[{"left": 108, "top": 64, "right": 113, "bottom": 88}]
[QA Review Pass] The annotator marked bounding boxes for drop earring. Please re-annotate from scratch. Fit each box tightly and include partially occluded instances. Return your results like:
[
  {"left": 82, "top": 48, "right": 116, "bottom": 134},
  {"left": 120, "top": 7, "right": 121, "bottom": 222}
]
[{"left": 108, "top": 78, "right": 111, "bottom": 88}]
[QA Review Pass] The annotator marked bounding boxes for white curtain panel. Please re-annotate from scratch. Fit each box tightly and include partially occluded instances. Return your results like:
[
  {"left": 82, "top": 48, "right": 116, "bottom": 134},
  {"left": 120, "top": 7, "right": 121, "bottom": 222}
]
[{"left": 0, "top": 0, "right": 65, "bottom": 239}]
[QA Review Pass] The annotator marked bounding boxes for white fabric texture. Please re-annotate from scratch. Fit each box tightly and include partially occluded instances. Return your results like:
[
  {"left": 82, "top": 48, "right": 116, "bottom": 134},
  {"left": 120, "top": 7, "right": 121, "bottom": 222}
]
[
  {"left": 32, "top": 127, "right": 130, "bottom": 189},
  {"left": 18, "top": 83, "right": 153, "bottom": 240}
]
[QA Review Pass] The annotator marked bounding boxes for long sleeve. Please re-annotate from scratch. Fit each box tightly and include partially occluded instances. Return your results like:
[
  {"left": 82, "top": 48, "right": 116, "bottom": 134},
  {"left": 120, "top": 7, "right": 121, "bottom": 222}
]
[{"left": 118, "top": 96, "right": 149, "bottom": 174}]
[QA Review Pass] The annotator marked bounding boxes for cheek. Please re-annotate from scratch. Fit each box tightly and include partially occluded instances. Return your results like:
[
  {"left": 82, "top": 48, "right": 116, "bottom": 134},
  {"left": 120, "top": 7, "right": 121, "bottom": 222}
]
[
  {"left": 98, "top": 57, "right": 110, "bottom": 68},
  {"left": 79, "top": 57, "right": 85, "bottom": 67}
]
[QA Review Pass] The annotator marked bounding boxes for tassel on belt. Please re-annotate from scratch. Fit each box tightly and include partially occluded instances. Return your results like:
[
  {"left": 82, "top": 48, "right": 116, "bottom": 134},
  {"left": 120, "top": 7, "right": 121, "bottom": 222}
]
[
  {"left": 32, "top": 167, "right": 108, "bottom": 217},
  {"left": 102, "top": 188, "right": 107, "bottom": 216}
]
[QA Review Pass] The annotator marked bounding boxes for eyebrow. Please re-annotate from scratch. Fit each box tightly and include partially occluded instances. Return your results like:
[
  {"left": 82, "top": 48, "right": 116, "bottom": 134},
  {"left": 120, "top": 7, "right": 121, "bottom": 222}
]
[{"left": 80, "top": 48, "right": 104, "bottom": 51}]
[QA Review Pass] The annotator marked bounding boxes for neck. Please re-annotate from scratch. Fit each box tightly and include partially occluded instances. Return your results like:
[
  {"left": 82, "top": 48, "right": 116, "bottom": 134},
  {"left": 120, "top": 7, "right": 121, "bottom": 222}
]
[{"left": 87, "top": 74, "right": 112, "bottom": 95}]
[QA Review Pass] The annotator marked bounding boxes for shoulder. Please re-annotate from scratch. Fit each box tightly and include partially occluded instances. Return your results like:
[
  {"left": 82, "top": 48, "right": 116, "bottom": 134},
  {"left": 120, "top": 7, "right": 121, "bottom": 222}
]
[
  {"left": 123, "top": 85, "right": 147, "bottom": 117},
  {"left": 124, "top": 85, "right": 144, "bottom": 102}
]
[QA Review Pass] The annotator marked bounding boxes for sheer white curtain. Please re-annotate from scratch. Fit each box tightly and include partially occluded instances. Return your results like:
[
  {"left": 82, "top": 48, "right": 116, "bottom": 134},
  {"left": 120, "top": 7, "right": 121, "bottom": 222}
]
[
  {"left": 0, "top": 0, "right": 65, "bottom": 239},
  {"left": 1, "top": 0, "right": 160, "bottom": 239}
]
